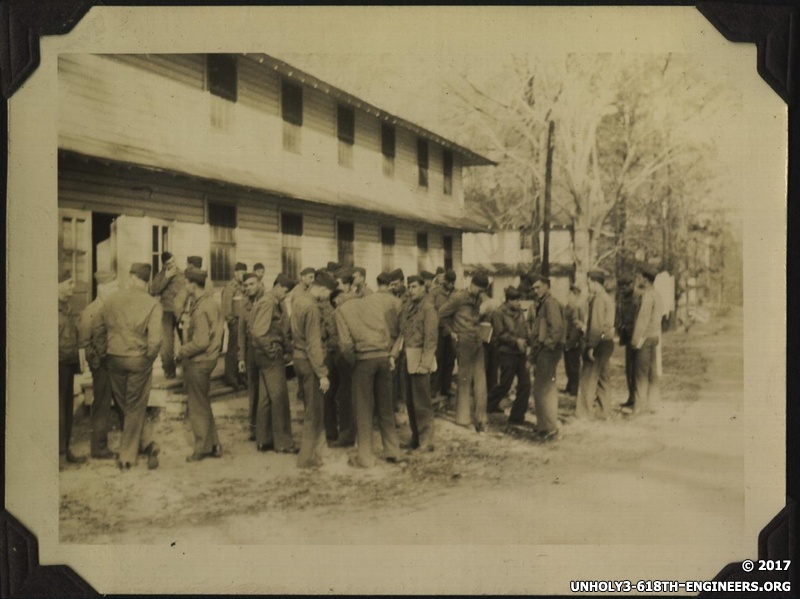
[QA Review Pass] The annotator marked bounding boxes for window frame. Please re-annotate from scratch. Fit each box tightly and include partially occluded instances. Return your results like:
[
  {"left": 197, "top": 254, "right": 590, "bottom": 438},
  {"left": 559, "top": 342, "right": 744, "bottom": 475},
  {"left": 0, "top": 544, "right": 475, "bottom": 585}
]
[
  {"left": 207, "top": 54, "right": 238, "bottom": 103},
  {"left": 207, "top": 201, "right": 237, "bottom": 283},
  {"left": 417, "top": 137, "right": 429, "bottom": 188}
]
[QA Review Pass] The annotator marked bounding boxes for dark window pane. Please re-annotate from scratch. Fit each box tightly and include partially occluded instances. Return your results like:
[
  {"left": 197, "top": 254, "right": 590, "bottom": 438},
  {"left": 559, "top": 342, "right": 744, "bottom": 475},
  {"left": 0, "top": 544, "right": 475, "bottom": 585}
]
[
  {"left": 207, "top": 54, "right": 237, "bottom": 103},
  {"left": 443, "top": 149, "right": 453, "bottom": 195},
  {"left": 208, "top": 202, "right": 237, "bottom": 228},
  {"left": 152, "top": 225, "right": 159, "bottom": 252},
  {"left": 417, "top": 232, "right": 428, "bottom": 252},
  {"left": 282, "top": 80, "right": 303, "bottom": 126},
  {"left": 337, "top": 105, "right": 355, "bottom": 145},
  {"left": 443, "top": 235, "right": 453, "bottom": 271},
  {"left": 417, "top": 138, "right": 429, "bottom": 168},
  {"left": 281, "top": 212, "right": 303, "bottom": 236},
  {"left": 381, "top": 124, "right": 395, "bottom": 158},
  {"left": 380, "top": 226, "right": 395, "bottom": 246}
]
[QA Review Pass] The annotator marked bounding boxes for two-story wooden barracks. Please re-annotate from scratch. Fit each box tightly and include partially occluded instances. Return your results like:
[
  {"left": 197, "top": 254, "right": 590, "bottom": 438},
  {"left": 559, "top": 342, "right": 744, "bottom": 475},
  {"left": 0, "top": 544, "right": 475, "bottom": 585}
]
[{"left": 58, "top": 53, "right": 494, "bottom": 310}]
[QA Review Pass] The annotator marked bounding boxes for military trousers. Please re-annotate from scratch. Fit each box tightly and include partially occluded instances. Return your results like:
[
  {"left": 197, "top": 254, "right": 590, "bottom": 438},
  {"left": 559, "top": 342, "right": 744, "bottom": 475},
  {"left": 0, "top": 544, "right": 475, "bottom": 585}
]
[
  {"left": 532, "top": 346, "right": 562, "bottom": 434},
  {"left": 90, "top": 361, "right": 114, "bottom": 453},
  {"left": 58, "top": 361, "right": 78, "bottom": 455},
  {"left": 160, "top": 311, "right": 180, "bottom": 376},
  {"left": 352, "top": 357, "right": 401, "bottom": 467},
  {"left": 576, "top": 339, "right": 615, "bottom": 420},
  {"left": 487, "top": 352, "right": 531, "bottom": 422},
  {"left": 634, "top": 339, "right": 661, "bottom": 414},
  {"left": 224, "top": 320, "right": 242, "bottom": 388},
  {"left": 431, "top": 330, "right": 455, "bottom": 397},
  {"left": 403, "top": 367, "right": 434, "bottom": 449},
  {"left": 295, "top": 358, "right": 326, "bottom": 468},
  {"left": 454, "top": 340, "right": 488, "bottom": 428},
  {"left": 184, "top": 359, "right": 220, "bottom": 455},
  {"left": 324, "top": 350, "right": 355, "bottom": 444},
  {"left": 108, "top": 355, "right": 156, "bottom": 466},
  {"left": 563, "top": 346, "right": 582, "bottom": 396},
  {"left": 624, "top": 344, "right": 637, "bottom": 403},
  {"left": 255, "top": 355, "right": 293, "bottom": 450}
]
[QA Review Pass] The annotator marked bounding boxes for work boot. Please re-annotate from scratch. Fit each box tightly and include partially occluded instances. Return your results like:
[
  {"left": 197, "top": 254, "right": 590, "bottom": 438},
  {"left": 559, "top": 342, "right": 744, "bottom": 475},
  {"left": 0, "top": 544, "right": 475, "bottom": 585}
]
[
  {"left": 145, "top": 442, "right": 160, "bottom": 470},
  {"left": 64, "top": 449, "right": 87, "bottom": 464},
  {"left": 91, "top": 448, "right": 117, "bottom": 460}
]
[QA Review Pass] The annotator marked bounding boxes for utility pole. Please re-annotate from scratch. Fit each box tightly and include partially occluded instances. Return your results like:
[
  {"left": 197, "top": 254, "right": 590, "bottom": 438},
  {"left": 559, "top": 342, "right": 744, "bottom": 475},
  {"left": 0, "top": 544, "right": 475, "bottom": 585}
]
[{"left": 542, "top": 119, "right": 555, "bottom": 277}]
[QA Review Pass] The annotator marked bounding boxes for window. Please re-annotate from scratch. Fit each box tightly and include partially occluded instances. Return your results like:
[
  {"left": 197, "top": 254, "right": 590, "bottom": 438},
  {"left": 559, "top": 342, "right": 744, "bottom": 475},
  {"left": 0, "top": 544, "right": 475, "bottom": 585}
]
[
  {"left": 381, "top": 226, "right": 395, "bottom": 272},
  {"left": 337, "top": 220, "right": 355, "bottom": 267},
  {"left": 282, "top": 79, "right": 303, "bottom": 153},
  {"left": 337, "top": 104, "right": 355, "bottom": 168},
  {"left": 281, "top": 212, "right": 303, "bottom": 281},
  {"left": 520, "top": 229, "right": 533, "bottom": 250},
  {"left": 417, "top": 138, "right": 429, "bottom": 188},
  {"left": 151, "top": 224, "right": 170, "bottom": 282},
  {"left": 207, "top": 54, "right": 237, "bottom": 102},
  {"left": 382, "top": 123, "right": 395, "bottom": 178},
  {"left": 417, "top": 232, "right": 429, "bottom": 272},
  {"left": 443, "top": 235, "right": 453, "bottom": 271},
  {"left": 281, "top": 79, "right": 303, "bottom": 126},
  {"left": 443, "top": 149, "right": 453, "bottom": 195},
  {"left": 208, "top": 203, "right": 236, "bottom": 282}
]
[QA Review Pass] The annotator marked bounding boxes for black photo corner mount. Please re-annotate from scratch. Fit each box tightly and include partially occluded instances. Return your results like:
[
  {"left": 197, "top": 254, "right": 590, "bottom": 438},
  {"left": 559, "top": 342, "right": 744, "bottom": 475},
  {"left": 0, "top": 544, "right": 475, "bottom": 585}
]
[{"left": 0, "top": 1, "right": 797, "bottom": 597}]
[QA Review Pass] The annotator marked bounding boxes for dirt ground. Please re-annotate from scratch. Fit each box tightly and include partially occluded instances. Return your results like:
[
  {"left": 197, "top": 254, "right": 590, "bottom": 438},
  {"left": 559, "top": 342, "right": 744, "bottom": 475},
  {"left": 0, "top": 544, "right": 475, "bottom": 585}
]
[{"left": 60, "top": 307, "right": 743, "bottom": 549}]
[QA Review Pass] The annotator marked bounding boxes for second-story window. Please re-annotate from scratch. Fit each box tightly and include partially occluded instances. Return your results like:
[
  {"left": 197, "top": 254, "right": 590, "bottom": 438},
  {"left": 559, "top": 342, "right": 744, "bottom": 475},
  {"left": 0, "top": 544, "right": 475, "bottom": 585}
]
[
  {"left": 443, "top": 149, "right": 453, "bottom": 195},
  {"left": 208, "top": 202, "right": 237, "bottom": 282},
  {"left": 337, "top": 104, "right": 355, "bottom": 168},
  {"left": 381, "top": 226, "right": 395, "bottom": 272},
  {"left": 382, "top": 123, "right": 396, "bottom": 178},
  {"left": 207, "top": 54, "right": 237, "bottom": 103},
  {"left": 417, "top": 138, "right": 429, "bottom": 188},
  {"left": 282, "top": 79, "right": 303, "bottom": 153},
  {"left": 337, "top": 220, "right": 354, "bottom": 267},
  {"left": 417, "top": 232, "right": 429, "bottom": 272}
]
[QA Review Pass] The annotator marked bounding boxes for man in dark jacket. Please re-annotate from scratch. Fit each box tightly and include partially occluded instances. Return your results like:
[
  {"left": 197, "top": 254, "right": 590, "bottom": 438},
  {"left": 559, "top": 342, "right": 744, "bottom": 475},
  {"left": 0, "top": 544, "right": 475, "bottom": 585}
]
[
  {"left": 238, "top": 272, "right": 264, "bottom": 440},
  {"left": 438, "top": 273, "right": 490, "bottom": 433},
  {"left": 528, "top": 275, "right": 565, "bottom": 440},
  {"left": 352, "top": 266, "right": 373, "bottom": 298},
  {"left": 562, "top": 285, "right": 585, "bottom": 398},
  {"left": 616, "top": 276, "right": 639, "bottom": 408},
  {"left": 78, "top": 270, "right": 119, "bottom": 459},
  {"left": 221, "top": 262, "right": 247, "bottom": 389},
  {"left": 58, "top": 269, "right": 87, "bottom": 465},
  {"left": 576, "top": 271, "right": 616, "bottom": 420},
  {"left": 486, "top": 287, "right": 531, "bottom": 423},
  {"left": 430, "top": 270, "right": 457, "bottom": 401},
  {"left": 247, "top": 274, "right": 297, "bottom": 454},
  {"left": 94, "top": 263, "right": 163, "bottom": 470},
  {"left": 292, "top": 270, "right": 336, "bottom": 468},
  {"left": 323, "top": 286, "right": 357, "bottom": 448},
  {"left": 337, "top": 272, "right": 405, "bottom": 467},
  {"left": 178, "top": 269, "right": 225, "bottom": 462},
  {"left": 149, "top": 251, "right": 187, "bottom": 379},
  {"left": 391, "top": 275, "right": 438, "bottom": 451}
]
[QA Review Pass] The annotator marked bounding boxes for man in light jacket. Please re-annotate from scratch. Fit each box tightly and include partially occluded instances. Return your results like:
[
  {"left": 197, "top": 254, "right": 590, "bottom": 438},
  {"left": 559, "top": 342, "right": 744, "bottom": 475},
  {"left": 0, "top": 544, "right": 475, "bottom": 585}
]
[
  {"left": 630, "top": 265, "right": 664, "bottom": 415},
  {"left": 337, "top": 272, "right": 405, "bottom": 467}
]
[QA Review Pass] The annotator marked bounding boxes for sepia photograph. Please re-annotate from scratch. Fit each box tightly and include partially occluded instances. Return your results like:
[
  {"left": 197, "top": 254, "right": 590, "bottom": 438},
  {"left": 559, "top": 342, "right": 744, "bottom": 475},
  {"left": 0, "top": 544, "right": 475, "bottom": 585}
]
[{"left": 5, "top": 5, "right": 788, "bottom": 595}]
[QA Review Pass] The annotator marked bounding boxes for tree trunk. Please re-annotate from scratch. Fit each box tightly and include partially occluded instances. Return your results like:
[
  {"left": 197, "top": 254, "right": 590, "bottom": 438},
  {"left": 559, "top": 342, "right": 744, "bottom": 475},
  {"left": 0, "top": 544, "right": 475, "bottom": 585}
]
[{"left": 573, "top": 221, "right": 591, "bottom": 289}]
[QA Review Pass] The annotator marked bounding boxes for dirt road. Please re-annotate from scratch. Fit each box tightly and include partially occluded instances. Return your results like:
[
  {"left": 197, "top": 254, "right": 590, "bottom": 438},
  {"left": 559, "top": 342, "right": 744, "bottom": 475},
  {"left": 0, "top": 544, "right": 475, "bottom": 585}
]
[{"left": 61, "top": 308, "right": 743, "bottom": 557}]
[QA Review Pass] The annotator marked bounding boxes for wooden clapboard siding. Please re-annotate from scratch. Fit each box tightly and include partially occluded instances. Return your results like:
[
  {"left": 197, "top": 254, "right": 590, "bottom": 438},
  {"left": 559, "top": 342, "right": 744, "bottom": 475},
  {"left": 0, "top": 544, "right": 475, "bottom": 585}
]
[
  {"left": 238, "top": 197, "right": 278, "bottom": 233},
  {"left": 105, "top": 54, "right": 205, "bottom": 90},
  {"left": 238, "top": 55, "right": 280, "bottom": 114},
  {"left": 59, "top": 53, "right": 476, "bottom": 231}
]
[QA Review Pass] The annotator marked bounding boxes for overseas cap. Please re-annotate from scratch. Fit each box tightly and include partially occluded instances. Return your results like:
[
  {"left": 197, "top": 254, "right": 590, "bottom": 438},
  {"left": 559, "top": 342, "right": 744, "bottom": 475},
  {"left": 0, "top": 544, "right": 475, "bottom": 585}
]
[
  {"left": 420, "top": 270, "right": 435, "bottom": 281},
  {"left": 273, "top": 274, "right": 296, "bottom": 290},
  {"left": 185, "top": 269, "right": 208, "bottom": 285},
  {"left": 187, "top": 256, "right": 203, "bottom": 268},
  {"left": 505, "top": 286, "right": 522, "bottom": 301},
  {"left": 314, "top": 270, "right": 338, "bottom": 291},
  {"left": 444, "top": 270, "right": 457, "bottom": 283},
  {"left": 242, "top": 272, "right": 259, "bottom": 282},
  {"left": 407, "top": 275, "right": 424, "bottom": 286},
  {"left": 300, "top": 267, "right": 316, "bottom": 276},
  {"left": 376, "top": 272, "right": 393, "bottom": 286},
  {"left": 234, "top": 262, "right": 247, "bottom": 272},
  {"left": 471, "top": 272, "right": 490, "bottom": 290},
  {"left": 130, "top": 263, "right": 152, "bottom": 282},
  {"left": 161, "top": 251, "right": 173, "bottom": 265}
]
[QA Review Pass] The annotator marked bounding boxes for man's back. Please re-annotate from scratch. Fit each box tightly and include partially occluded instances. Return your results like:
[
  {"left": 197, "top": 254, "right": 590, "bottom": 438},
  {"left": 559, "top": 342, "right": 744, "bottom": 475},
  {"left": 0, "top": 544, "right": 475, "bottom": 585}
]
[{"left": 102, "top": 287, "right": 162, "bottom": 359}]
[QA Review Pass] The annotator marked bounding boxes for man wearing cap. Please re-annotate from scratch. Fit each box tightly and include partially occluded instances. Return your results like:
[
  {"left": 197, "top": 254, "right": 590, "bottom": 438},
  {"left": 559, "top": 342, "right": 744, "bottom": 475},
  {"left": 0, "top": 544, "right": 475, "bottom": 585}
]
[
  {"left": 178, "top": 269, "right": 225, "bottom": 461},
  {"left": 388, "top": 268, "right": 405, "bottom": 297},
  {"left": 336, "top": 272, "right": 404, "bottom": 467},
  {"left": 149, "top": 252, "right": 187, "bottom": 379},
  {"left": 562, "top": 285, "right": 585, "bottom": 398},
  {"left": 254, "top": 262, "right": 266, "bottom": 286},
  {"left": 78, "top": 270, "right": 119, "bottom": 459},
  {"left": 179, "top": 256, "right": 203, "bottom": 343},
  {"left": 222, "top": 262, "right": 248, "bottom": 389},
  {"left": 286, "top": 267, "right": 316, "bottom": 321},
  {"left": 616, "top": 275, "right": 640, "bottom": 409},
  {"left": 238, "top": 273, "right": 264, "bottom": 440},
  {"left": 292, "top": 270, "right": 335, "bottom": 468},
  {"left": 438, "top": 273, "right": 490, "bottom": 432},
  {"left": 352, "top": 266, "right": 373, "bottom": 298},
  {"left": 430, "top": 269, "right": 457, "bottom": 401},
  {"left": 528, "top": 275, "right": 565, "bottom": 440},
  {"left": 630, "top": 266, "right": 663, "bottom": 414},
  {"left": 486, "top": 286, "right": 531, "bottom": 423},
  {"left": 245, "top": 274, "right": 297, "bottom": 453},
  {"left": 58, "top": 269, "right": 87, "bottom": 465},
  {"left": 94, "top": 263, "right": 163, "bottom": 470},
  {"left": 576, "top": 271, "right": 616, "bottom": 420},
  {"left": 391, "top": 275, "right": 438, "bottom": 451},
  {"left": 420, "top": 271, "right": 435, "bottom": 293}
]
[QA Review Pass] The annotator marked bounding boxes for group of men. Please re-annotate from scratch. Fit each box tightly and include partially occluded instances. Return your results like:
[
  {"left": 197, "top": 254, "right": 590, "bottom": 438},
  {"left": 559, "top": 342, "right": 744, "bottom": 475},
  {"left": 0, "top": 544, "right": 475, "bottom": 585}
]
[{"left": 57, "top": 250, "right": 664, "bottom": 471}]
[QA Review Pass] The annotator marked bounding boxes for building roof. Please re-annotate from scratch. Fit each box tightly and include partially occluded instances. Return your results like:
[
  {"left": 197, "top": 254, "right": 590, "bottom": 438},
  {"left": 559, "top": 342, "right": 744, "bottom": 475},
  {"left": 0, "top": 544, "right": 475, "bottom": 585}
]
[{"left": 251, "top": 53, "right": 496, "bottom": 168}]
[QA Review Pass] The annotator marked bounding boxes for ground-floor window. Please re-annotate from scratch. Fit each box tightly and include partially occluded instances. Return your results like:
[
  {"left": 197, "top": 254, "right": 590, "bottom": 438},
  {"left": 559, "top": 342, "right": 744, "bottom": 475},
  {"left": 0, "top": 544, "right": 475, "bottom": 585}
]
[
  {"left": 443, "top": 235, "right": 453, "bottom": 271},
  {"left": 381, "top": 226, "right": 395, "bottom": 272},
  {"left": 208, "top": 202, "right": 236, "bottom": 282},
  {"left": 282, "top": 212, "right": 303, "bottom": 280},
  {"left": 417, "top": 232, "right": 429, "bottom": 272},
  {"left": 337, "top": 220, "right": 354, "bottom": 267}
]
